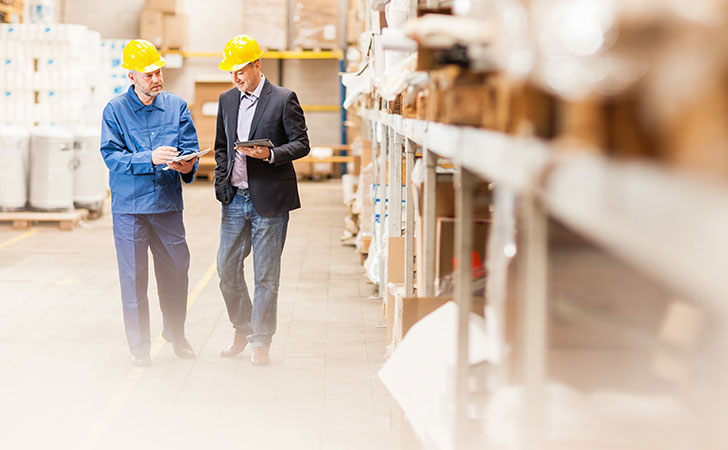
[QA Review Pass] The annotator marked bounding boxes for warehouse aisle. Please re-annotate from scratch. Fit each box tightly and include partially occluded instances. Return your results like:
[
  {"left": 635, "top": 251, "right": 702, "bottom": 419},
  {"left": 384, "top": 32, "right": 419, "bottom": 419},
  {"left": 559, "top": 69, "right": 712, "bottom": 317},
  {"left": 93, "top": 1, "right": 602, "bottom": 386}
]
[{"left": 0, "top": 179, "right": 393, "bottom": 450}]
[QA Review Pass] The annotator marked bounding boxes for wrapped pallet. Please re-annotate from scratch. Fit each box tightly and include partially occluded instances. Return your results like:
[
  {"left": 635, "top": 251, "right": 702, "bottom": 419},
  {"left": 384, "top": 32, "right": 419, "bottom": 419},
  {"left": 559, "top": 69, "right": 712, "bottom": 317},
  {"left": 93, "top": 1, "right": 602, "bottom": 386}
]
[
  {"left": 292, "top": 0, "right": 338, "bottom": 50},
  {"left": 242, "top": 0, "right": 287, "bottom": 50}
]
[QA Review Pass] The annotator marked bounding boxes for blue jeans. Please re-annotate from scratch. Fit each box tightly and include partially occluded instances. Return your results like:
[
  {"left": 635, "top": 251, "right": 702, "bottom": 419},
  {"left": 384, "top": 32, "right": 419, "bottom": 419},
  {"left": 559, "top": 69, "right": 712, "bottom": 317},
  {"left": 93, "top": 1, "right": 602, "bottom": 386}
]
[
  {"left": 112, "top": 211, "right": 190, "bottom": 357},
  {"left": 217, "top": 188, "right": 289, "bottom": 349}
]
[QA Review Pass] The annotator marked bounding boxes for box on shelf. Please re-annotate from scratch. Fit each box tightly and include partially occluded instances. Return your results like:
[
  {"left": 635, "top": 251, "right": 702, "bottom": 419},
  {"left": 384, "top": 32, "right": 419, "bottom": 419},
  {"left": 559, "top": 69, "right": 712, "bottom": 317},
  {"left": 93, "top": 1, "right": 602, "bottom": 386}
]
[
  {"left": 139, "top": 9, "right": 164, "bottom": 49},
  {"left": 352, "top": 139, "right": 372, "bottom": 168},
  {"left": 163, "top": 13, "right": 187, "bottom": 50},
  {"left": 346, "top": 0, "right": 365, "bottom": 44},
  {"left": 427, "top": 65, "right": 498, "bottom": 128},
  {"left": 144, "top": 0, "right": 180, "bottom": 14},
  {"left": 191, "top": 78, "right": 233, "bottom": 176},
  {"left": 243, "top": 0, "right": 287, "bottom": 50},
  {"left": 385, "top": 236, "right": 406, "bottom": 344},
  {"left": 291, "top": 0, "right": 338, "bottom": 49}
]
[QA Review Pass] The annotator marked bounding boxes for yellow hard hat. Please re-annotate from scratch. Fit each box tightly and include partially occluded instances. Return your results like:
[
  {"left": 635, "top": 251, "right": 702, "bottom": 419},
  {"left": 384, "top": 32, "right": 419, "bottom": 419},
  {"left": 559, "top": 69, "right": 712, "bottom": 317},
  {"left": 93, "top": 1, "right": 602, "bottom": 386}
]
[
  {"left": 219, "top": 35, "right": 263, "bottom": 72},
  {"left": 122, "top": 39, "right": 166, "bottom": 73}
]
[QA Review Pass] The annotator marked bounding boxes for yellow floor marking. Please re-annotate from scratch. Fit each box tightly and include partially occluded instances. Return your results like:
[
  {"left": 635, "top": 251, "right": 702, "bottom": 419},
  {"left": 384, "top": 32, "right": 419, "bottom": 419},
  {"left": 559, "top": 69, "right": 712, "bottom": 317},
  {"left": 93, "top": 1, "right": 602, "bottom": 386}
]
[
  {"left": 80, "top": 260, "right": 218, "bottom": 447},
  {"left": 0, "top": 230, "right": 38, "bottom": 249}
]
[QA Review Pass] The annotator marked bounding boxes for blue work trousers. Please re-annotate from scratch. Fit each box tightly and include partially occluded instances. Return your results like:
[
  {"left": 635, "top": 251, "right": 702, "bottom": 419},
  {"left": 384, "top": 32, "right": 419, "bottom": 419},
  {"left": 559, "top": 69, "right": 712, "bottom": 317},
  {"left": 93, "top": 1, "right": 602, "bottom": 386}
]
[
  {"left": 217, "top": 188, "right": 288, "bottom": 349},
  {"left": 112, "top": 211, "right": 190, "bottom": 357}
]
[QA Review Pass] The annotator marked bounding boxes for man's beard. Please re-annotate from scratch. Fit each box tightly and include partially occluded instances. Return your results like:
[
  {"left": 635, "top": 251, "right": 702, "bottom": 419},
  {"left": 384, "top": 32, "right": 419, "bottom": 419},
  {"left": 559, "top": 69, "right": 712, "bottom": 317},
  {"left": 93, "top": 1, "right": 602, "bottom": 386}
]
[{"left": 143, "top": 85, "right": 162, "bottom": 97}]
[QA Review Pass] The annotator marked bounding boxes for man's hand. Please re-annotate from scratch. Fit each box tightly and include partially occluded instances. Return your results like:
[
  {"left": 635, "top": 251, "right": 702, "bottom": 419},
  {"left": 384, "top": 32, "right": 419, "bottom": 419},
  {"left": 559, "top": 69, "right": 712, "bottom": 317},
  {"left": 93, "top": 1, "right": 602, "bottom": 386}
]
[
  {"left": 167, "top": 157, "right": 198, "bottom": 174},
  {"left": 236, "top": 145, "right": 271, "bottom": 160},
  {"left": 152, "top": 146, "right": 179, "bottom": 165}
]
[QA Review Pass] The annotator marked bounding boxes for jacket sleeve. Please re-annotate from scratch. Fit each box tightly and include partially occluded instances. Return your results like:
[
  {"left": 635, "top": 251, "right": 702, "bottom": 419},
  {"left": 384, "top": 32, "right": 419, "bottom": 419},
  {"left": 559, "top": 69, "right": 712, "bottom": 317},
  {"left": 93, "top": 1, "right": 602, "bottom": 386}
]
[
  {"left": 271, "top": 91, "right": 310, "bottom": 166},
  {"left": 178, "top": 101, "right": 199, "bottom": 184},
  {"left": 100, "top": 103, "right": 154, "bottom": 175},
  {"left": 213, "top": 93, "right": 229, "bottom": 186}
]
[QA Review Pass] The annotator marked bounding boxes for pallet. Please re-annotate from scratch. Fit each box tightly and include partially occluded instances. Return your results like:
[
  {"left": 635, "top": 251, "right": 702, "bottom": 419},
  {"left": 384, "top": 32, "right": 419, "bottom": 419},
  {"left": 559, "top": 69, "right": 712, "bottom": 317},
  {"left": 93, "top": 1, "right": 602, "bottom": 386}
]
[
  {"left": 75, "top": 200, "right": 106, "bottom": 221},
  {"left": 0, "top": 209, "right": 89, "bottom": 231}
]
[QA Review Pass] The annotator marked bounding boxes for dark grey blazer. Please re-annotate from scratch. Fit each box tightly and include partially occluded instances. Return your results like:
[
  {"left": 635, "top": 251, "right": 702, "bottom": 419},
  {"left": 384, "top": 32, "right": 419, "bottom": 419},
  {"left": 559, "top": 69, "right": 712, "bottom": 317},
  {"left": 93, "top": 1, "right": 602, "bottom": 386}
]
[{"left": 213, "top": 78, "right": 310, "bottom": 216}]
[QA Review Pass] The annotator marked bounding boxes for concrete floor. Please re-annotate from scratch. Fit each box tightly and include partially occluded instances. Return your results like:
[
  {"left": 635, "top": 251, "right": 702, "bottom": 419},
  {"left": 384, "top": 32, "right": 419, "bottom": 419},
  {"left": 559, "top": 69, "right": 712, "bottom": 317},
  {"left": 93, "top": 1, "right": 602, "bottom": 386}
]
[{"left": 0, "top": 179, "right": 393, "bottom": 450}]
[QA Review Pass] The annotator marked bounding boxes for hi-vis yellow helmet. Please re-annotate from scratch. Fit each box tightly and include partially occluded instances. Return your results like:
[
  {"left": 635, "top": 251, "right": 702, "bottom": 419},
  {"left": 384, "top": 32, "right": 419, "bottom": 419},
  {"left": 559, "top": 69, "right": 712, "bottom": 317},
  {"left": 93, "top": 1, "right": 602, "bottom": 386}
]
[
  {"left": 122, "top": 39, "right": 166, "bottom": 73},
  {"left": 219, "top": 35, "right": 263, "bottom": 72}
]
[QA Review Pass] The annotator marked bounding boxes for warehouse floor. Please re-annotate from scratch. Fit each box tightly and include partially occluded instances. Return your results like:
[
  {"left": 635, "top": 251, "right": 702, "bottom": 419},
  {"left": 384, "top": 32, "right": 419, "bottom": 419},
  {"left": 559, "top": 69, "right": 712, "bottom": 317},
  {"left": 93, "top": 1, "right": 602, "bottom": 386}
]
[{"left": 0, "top": 179, "right": 394, "bottom": 450}]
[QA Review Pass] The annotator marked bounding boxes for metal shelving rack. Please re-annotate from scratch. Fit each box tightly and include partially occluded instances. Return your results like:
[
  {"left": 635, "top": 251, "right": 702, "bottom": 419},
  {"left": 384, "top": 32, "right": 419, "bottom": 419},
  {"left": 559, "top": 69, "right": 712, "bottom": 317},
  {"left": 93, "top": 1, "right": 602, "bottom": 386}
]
[
  {"left": 356, "top": 1, "right": 728, "bottom": 449},
  {"left": 361, "top": 112, "right": 728, "bottom": 448}
]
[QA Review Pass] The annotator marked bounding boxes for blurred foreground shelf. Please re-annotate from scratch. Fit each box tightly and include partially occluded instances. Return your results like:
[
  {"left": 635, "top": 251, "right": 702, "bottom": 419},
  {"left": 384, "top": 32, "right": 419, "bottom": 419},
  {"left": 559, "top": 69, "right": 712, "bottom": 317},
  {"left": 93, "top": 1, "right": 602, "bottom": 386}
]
[{"left": 361, "top": 108, "right": 728, "bottom": 308}]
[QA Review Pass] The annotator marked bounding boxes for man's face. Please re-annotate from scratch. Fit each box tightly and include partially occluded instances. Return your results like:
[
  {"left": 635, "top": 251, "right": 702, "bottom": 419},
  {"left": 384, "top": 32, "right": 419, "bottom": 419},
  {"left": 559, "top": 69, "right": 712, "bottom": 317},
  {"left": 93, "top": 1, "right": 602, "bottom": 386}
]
[
  {"left": 129, "top": 69, "right": 164, "bottom": 99},
  {"left": 231, "top": 60, "right": 261, "bottom": 94}
]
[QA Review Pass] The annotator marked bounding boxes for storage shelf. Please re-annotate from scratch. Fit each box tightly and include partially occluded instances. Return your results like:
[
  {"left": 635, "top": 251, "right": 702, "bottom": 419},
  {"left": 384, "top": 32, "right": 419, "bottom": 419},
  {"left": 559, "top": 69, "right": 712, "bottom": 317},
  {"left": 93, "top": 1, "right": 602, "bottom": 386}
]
[
  {"left": 176, "top": 50, "right": 343, "bottom": 60},
  {"left": 362, "top": 109, "right": 728, "bottom": 309}
]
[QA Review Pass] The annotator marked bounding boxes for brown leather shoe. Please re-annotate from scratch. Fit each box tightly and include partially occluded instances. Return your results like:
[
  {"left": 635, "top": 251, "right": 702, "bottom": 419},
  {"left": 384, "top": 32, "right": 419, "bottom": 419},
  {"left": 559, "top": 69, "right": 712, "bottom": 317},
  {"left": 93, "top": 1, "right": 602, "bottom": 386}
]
[
  {"left": 251, "top": 347, "right": 270, "bottom": 366},
  {"left": 220, "top": 334, "right": 247, "bottom": 358}
]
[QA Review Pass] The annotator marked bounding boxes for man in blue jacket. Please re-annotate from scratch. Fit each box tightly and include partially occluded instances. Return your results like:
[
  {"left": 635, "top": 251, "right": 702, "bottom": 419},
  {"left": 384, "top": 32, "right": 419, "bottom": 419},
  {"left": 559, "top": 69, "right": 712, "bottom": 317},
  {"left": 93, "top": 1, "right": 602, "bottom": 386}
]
[{"left": 100, "top": 40, "right": 199, "bottom": 367}]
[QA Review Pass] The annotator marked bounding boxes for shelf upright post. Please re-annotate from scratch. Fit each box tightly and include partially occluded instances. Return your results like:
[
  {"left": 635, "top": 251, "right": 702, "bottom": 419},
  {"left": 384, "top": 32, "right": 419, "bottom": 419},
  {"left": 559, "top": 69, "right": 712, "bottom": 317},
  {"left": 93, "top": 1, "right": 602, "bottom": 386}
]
[
  {"left": 454, "top": 167, "right": 476, "bottom": 450},
  {"left": 378, "top": 123, "right": 390, "bottom": 298},
  {"left": 370, "top": 118, "right": 381, "bottom": 292},
  {"left": 421, "top": 148, "right": 437, "bottom": 297},
  {"left": 404, "top": 138, "right": 417, "bottom": 297},
  {"left": 389, "top": 128, "right": 403, "bottom": 238},
  {"left": 520, "top": 195, "right": 548, "bottom": 450}
]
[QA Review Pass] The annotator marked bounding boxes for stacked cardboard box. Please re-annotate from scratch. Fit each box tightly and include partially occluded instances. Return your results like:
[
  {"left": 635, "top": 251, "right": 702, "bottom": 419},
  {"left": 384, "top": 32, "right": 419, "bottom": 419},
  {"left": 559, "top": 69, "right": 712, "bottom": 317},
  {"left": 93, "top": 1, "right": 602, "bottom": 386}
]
[
  {"left": 139, "top": 0, "right": 187, "bottom": 51},
  {"left": 242, "top": 0, "right": 287, "bottom": 50},
  {"left": 292, "top": 0, "right": 338, "bottom": 49},
  {"left": 190, "top": 78, "right": 234, "bottom": 178}
]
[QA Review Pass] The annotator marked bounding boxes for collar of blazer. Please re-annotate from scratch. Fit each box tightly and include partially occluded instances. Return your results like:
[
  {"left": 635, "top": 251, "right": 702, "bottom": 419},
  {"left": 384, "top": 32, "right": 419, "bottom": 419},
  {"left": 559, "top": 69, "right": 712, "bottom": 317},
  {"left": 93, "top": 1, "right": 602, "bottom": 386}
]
[{"left": 227, "top": 79, "right": 273, "bottom": 169}]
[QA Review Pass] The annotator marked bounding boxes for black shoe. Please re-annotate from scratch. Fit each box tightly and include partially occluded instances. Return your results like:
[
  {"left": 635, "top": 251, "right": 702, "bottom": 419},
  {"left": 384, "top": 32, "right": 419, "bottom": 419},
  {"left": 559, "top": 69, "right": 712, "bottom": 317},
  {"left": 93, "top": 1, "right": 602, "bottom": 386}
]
[
  {"left": 131, "top": 354, "right": 152, "bottom": 367},
  {"left": 162, "top": 333, "right": 196, "bottom": 359},
  {"left": 220, "top": 334, "right": 247, "bottom": 358}
]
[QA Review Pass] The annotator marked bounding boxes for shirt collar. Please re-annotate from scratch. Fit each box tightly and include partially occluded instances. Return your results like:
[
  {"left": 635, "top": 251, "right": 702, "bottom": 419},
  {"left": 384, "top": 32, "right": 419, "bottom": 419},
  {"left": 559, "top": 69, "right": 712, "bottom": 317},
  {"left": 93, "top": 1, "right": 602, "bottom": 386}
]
[
  {"left": 240, "top": 74, "right": 266, "bottom": 102},
  {"left": 128, "top": 85, "right": 166, "bottom": 112}
]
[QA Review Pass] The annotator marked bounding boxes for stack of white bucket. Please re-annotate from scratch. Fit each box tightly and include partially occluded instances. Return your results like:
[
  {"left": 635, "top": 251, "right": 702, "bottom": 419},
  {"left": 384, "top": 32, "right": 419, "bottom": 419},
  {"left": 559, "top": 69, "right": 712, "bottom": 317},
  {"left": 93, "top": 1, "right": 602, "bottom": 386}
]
[{"left": 0, "top": 22, "right": 113, "bottom": 212}]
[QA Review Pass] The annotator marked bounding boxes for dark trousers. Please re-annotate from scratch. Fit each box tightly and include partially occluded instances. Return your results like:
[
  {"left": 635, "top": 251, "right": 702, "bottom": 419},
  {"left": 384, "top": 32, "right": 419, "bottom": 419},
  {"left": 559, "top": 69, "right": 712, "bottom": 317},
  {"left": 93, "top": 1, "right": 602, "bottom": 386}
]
[{"left": 112, "top": 211, "right": 190, "bottom": 357}]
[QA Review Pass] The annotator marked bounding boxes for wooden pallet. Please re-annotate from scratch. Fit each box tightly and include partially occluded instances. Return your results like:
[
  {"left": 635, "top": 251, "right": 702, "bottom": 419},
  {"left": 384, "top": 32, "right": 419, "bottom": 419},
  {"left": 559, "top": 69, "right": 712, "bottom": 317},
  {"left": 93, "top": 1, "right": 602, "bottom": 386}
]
[{"left": 0, "top": 209, "right": 89, "bottom": 231}]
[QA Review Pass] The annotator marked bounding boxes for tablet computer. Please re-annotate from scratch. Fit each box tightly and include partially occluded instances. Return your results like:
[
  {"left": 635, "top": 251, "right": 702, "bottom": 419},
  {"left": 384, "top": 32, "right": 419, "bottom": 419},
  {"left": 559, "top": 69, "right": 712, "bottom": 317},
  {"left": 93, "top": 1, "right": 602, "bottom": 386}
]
[{"left": 234, "top": 139, "right": 274, "bottom": 148}]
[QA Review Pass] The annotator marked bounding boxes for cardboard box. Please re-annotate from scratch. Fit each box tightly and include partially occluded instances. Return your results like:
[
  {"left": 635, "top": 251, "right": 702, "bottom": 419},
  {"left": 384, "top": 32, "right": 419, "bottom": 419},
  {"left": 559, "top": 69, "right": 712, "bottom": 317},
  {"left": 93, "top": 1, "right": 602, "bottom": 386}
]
[
  {"left": 292, "top": 0, "right": 338, "bottom": 49},
  {"left": 191, "top": 78, "right": 233, "bottom": 165},
  {"left": 139, "top": 9, "right": 164, "bottom": 49},
  {"left": 243, "top": 0, "right": 287, "bottom": 50},
  {"left": 385, "top": 237, "right": 406, "bottom": 345},
  {"left": 163, "top": 13, "right": 187, "bottom": 50},
  {"left": 352, "top": 139, "right": 372, "bottom": 168},
  {"left": 393, "top": 295, "right": 452, "bottom": 345},
  {"left": 416, "top": 176, "right": 491, "bottom": 220},
  {"left": 393, "top": 294, "right": 486, "bottom": 345},
  {"left": 346, "top": 2, "right": 365, "bottom": 44},
  {"left": 145, "top": 0, "right": 179, "bottom": 14}
]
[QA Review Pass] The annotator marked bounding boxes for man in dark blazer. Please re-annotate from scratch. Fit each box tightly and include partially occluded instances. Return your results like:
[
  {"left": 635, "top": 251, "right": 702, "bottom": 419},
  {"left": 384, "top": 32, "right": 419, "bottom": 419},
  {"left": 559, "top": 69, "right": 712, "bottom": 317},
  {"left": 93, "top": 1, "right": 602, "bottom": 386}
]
[{"left": 213, "top": 35, "right": 310, "bottom": 366}]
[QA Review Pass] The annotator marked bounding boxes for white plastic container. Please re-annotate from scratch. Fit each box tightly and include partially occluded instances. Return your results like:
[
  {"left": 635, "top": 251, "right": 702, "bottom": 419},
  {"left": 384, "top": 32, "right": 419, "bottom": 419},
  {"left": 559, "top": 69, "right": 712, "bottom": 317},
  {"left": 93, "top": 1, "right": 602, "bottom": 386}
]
[
  {"left": 70, "top": 126, "right": 106, "bottom": 208},
  {"left": 29, "top": 124, "right": 74, "bottom": 211},
  {"left": 0, "top": 125, "right": 30, "bottom": 211},
  {"left": 26, "top": 0, "right": 59, "bottom": 24}
]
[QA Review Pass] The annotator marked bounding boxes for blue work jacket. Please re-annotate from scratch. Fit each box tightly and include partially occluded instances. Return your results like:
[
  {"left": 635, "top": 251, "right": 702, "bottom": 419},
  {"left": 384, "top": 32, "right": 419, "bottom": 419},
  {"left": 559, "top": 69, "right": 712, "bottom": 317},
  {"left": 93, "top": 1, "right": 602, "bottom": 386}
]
[{"left": 100, "top": 85, "right": 199, "bottom": 214}]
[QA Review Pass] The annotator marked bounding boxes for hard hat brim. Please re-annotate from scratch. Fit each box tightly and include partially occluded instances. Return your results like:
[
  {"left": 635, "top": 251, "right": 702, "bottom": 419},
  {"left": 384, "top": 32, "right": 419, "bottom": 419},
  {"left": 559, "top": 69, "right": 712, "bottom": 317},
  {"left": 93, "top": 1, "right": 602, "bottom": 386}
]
[
  {"left": 122, "top": 57, "right": 166, "bottom": 73},
  {"left": 219, "top": 59, "right": 253, "bottom": 73}
]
